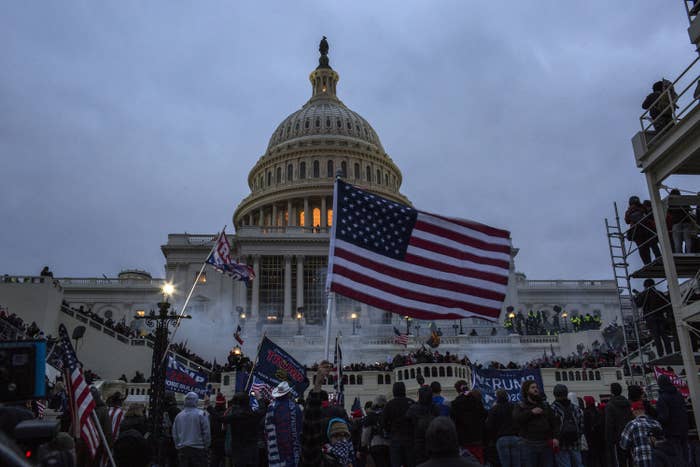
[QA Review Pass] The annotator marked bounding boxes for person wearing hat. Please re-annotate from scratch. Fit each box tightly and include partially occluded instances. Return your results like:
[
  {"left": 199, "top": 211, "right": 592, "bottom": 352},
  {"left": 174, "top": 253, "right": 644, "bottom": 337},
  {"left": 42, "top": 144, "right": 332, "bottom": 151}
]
[
  {"left": 266, "top": 381, "right": 303, "bottom": 467},
  {"left": 656, "top": 374, "right": 689, "bottom": 464},
  {"left": 619, "top": 401, "right": 663, "bottom": 467},
  {"left": 361, "top": 395, "right": 390, "bottom": 467},
  {"left": 551, "top": 384, "right": 584, "bottom": 467},
  {"left": 323, "top": 418, "right": 355, "bottom": 466},
  {"left": 605, "top": 383, "right": 633, "bottom": 467},
  {"left": 206, "top": 392, "right": 228, "bottom": 467}
]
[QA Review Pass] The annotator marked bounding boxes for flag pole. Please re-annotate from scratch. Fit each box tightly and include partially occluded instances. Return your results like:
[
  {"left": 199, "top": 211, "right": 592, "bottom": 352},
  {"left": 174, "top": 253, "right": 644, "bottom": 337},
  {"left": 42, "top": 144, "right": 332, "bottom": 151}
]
[
  {"left": 245, "top": 332, "right": 266, "bottom": 393},
  {"left": 324, "top": 177, "right": 340, "bottom": 361},
  {"left": 161, "top": 226, "right": 224, "bottom": 366},
  {"left": 91, "top": 411, "right": 117, "bottom": 467}
]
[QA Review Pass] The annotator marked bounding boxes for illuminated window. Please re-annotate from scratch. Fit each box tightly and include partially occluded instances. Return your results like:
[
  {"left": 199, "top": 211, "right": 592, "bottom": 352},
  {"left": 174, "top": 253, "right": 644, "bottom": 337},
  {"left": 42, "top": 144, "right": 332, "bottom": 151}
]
[
  {"left": 327, "top": 209, "right": 333, "bottom": 227},
  {"left": 299, "top": 211, "right": 305, "bottom": 226},
  {"left": 312, "top": 208, "right": 321, "bottom": 227},
  {"left": 284, "top": 211, "right": 289, "bottom": 225}
]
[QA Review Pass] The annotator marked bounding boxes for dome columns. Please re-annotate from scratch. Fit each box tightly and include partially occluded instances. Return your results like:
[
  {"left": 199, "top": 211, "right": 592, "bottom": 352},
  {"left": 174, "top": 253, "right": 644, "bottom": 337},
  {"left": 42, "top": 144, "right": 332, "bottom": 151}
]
[{"left": 309, "top": 68, "right": 339, "bottom": 100}]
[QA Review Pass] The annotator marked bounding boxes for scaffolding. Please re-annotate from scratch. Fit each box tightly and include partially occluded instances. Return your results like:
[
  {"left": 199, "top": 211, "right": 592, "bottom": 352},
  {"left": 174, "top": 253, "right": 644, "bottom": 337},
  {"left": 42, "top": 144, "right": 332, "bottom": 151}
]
[{"left": 629, "top": 2, "right": 700, "bottom": 428}]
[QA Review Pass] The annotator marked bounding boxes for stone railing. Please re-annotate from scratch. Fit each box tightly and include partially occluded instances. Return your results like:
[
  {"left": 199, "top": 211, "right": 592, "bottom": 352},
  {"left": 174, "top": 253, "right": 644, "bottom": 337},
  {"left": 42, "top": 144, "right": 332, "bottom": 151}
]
[
  {"left": 518, "top": 279, "right": 616, "bottom": 289},
  {"left": 59, "top": 277, "right": 164, "bottom": 288},
  {"left": 1, "top": 275, "right": 62, "bottom": 291}
]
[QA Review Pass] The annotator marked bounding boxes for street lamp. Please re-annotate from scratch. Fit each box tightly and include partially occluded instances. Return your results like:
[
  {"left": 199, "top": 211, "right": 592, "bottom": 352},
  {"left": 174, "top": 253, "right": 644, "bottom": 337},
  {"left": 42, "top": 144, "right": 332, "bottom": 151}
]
[
  {"left": 233, "top": 345, "right": 242, "bottom": 356},
  {"left": 134, "top": 283, "right": 190, "bottom": 465},
  {"left": 351, "top": 312, "right": 358, "bottom": 335},
  {"left": 508, "top": 312, "right": 515, "bottom": 320},
  {"left": 296, "top": 309, "right": 303, "bottom": 335},
  {"left": 404, "top": 315, "right": 412, "bottom": 335},
  {"left": 459, "top": 319, "right": 465, "bottom": 335},
  {"left": 562, "top": 311, "right": 569, "bottom": 332}
]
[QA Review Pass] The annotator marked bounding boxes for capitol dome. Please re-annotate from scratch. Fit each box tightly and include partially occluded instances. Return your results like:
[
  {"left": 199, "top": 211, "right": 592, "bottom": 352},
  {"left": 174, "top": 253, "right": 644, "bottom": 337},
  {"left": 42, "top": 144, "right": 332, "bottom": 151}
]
[{"left": 233, "top": 39, "right": 409, "bottom": 230}]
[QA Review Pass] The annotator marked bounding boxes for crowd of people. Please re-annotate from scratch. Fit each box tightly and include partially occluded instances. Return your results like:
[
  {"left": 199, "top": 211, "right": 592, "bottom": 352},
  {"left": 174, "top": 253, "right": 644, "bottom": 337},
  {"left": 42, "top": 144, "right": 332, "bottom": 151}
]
[
  {"left": 2, "top": 359, "right": 690, "bottom": 467},
  {"left": 503, "top": 308, "right": 602, "bottom": 336}
]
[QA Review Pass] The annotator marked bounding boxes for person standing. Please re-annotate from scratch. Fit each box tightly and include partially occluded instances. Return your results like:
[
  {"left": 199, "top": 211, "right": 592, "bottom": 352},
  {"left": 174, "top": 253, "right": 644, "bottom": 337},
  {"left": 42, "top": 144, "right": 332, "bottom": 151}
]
[
  {"left": 451, "top": 390, "right": 487, "bottom": 463},
  {"left": 266, "top": 381, "right": 303, "bottom": 467},
  {"left": 416, "top": 417, "right": 482, "bottom": 467},
  {"left": 656, "top": 374, "right": 689, "bottom": 464},
  {"left": 382, "top": 382, "right": 415, "bottom": 467},
  {"left": 206, "top": 393, "right": 228, "bottom": 467},
  {"left": 429, "top": 382, "right": 450, "bottom": 417},
  {"left": 605, "top": 383, "right": 633, "bottom": 467},
  {"left": 219, "top": 392, "right": 263, "bottom": 467},
  {"left": 582, "top": 396, "right": 604, "bottom": 467},
  {"left": 361, "top": 395, "right": 390, "bottom": 467},
  {"left": 619, "top": 401, "right": 663, "bottom": 467},
  {"left": 625, "top": 196, "right": 656, "bottom": 265},
  {"left": 513, "top": 381, "right": 559, "bottom": 467},
  {"left": 633, "top": 279, "right": 673, "bottom": 357},
  {"left": 407, "top": 386, "right": 439, "bottom": 465},
  {"left": 485, "top": 389, "right": 520, "bottom": 467},
  {"left": 551, "top": 385, "right": 584, "bottom": 467},
  {"left": 172, "top": 392, "right": 211, "bottom": 467}
]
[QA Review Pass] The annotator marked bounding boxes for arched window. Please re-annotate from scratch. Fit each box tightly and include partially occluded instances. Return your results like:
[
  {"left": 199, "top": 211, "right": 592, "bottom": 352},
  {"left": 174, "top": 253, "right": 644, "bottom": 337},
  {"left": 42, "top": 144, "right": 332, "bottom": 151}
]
[
  {"left": 366, "top": 166, "right": 371, "bottom": 181},
  {"left": 357, "top": 375, "right": 362, "bottom": 385},
  {"left": 562, "top": 372, "right": 568, "bottom": 381},
  {"left": 342, "top": 375, "right": 348, "bottom": 385},
  {"left": 287, "top": 164, "right": 293, "bottom": 181},
  {"left": 327, "top": 160, "right": 334, "bottom": 177},
  {"left": 575, "top": 371, "right": 581, "bottom": 381},
  {"left": 350, "top": 375, "right": 356, "bottom": 385},
  {"left": 377, "top": 169, "right": 381, "bottom": 184},
  {"left": 404, "top": 369, "right": 409, "bottom": 380},
  {"left": 385, "top": 375, "right": 390, "bottom": 384},
  {"left": 568, "top": 371, "right": 574, "bottom": 381},
  {"left": 431, "top": 367, "right": 437, "bottom": 378},
  {"left": 446, "top": 367, "right": 453, "bottom": 377},
  {"left": 378, "top": 374, "right": 384, "bottom": 385},
  {"left": 385, "top": 173, "right": 389, "bottom": 185},
  {"left": 410, "top": 369, "right": 415, "bottom": 379},
  {"left": 595, "top": 371, "right": 601, "bottom": 380},
  {"left": 341, "top": 161, "right": 347, "bottom": 177},
  {"left": 276, "top": 167, "right": 281, "bottom": 184},
  {"left": 397, "top": 372, "right": 402, "bottom": 381},
  {"left": 336, "top": 119, "right": 342, "bottom": 128},
  {"left": 299, "top": 162, "right": 306, "bottom": 179},
  {"left": 439, "top": 367, "right": 446, "bottom": 377},
  {"left": 354, "top": 163, "right": 360, "bottom": 179},
  {"left": 305, "top": 119, "right": 310, "bottom": 129},
  {"left": 588, "top": 371, "right": 594, "bottom": 381},
  {"left": 555, "top": 372, "right": 561, "bottom": 381},
  {"left": 313, "top": 160, "right": 320, "bottom": 178},
  {"left": 315, "top": 118, "right": 320, "bottom": 128},
  {"left": 582, "top": 371, "right": 588, "bottom": 381},
  {"left": 424, "top": 367, "right": 430, "bottom": 377}
]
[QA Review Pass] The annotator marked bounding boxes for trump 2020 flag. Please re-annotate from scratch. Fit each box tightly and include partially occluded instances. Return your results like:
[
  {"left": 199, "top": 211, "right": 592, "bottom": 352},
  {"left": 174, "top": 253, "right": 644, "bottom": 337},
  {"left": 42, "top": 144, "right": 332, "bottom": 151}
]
[
  {"left": 206, "top": 228, "right": 255, "bottom": 283},
  {"left": 326, "top": 180, "right": 511, "bottom": 321}
]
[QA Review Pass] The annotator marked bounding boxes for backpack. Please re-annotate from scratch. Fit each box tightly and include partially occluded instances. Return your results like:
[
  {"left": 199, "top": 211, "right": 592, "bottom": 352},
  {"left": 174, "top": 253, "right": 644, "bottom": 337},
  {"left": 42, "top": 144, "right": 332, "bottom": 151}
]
[{"left": 559, "top": 405, "right": 579, "bottom": 446}]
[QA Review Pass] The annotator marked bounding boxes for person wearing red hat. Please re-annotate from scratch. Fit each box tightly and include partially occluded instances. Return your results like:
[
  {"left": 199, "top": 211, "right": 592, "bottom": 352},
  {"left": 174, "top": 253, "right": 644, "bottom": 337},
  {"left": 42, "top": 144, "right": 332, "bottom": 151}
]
[{"left": 619, "top": 401, "right": 662, "bottom": 467}]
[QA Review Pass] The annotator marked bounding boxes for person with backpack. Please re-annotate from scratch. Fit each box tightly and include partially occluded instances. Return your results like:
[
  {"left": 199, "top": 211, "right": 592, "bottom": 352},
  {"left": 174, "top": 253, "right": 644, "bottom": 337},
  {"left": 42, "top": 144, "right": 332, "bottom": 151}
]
[
  {"left": 485, "top": 389, "right": 520, "bottom": 467},
  {"left": 406, "top": 386, "right": 439, "bottom": 465},
  {"left": 551, "top": 385, "right": 584, "bottom": 467},
  {"left": 361, "top": 395, "right": 390, "bottom": 467},
  {"left": 513, "top": 380, "right": 559, "bottom": 467}
]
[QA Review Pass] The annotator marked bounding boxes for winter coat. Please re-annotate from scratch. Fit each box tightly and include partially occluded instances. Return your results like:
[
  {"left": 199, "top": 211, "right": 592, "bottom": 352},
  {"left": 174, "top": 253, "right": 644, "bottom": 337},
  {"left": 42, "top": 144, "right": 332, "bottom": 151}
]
[
  {"left": 382, "top": 382, "right": 415, "bottom": 443},
  {"left": 114, "top": 429, "right": 150, "bottom": 467},
  {"left": 206, "top": 406, "right": 227, "bottom": 453},
  {"left": 486, "top": 399, "right": 517, "bottom": 440},
  {"left": 119, "top": 414, "right": 147, "bottom": 436},
  {"left": 219, "top": 405, "right": 263, "bottom": 464},
  {"left": 512, "top": 398, "right": 559, "bottom": 442},
  {"left": 604, "top": 395, "right": 633, "bottom": 444},
  {"left": 172, "top": 392, "right": 211, "bottom": 450},
  {"left": 656, "top": 378, "right": 688, "bottom": 438},
  {"left": 583, "top": 406, "right": 604, "bottom": 451},
  {"left": 300, "top": 391, "right": 324, "bottom": 467},
  {"left": 407, "top": 387, "right": 438, "bottom": 464},
  {"left": 451, "top": 392, "right": 487, "bottom": 446}
]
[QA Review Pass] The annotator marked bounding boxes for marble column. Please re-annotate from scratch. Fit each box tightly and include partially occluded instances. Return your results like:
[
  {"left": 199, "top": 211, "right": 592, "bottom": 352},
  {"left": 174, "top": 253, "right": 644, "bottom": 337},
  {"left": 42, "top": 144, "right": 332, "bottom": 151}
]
[
  {"left": 272, "top": 204, "right": 278, "bottom": 227},
  {"left": 287, "top": 200, "right": 292, "bottom": 226},
  {"left": 252, "top": 256, "right": 260, "bottom": 318},
  {"left": 296, "top": 255, "right": 304, "bottom": 310},
  {"left": 303, "top": 198, "right": 309, "bottom": 228},
  {"left": 284, "top": 255, "right": 292, "bottom": 317},
  {"left": 258, "top": 207, "right": 264, "bottom": 226},
  {"left": 290, "top": 202, "right": 297, "bottom": 227},
  {"left": 321, "top": 196, "right": 327, "bottom": 229},
  {"left": 247, "top": 213, "right": 253, "bottom": 226}
]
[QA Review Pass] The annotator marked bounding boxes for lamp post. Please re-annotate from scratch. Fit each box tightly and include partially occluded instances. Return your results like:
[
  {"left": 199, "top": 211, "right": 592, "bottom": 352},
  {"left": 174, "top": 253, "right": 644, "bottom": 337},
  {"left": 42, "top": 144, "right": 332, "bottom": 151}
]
[
  {"left": 134, "top": 282, "right": 190, "bottom": 465},
  {"left": 452, "top": 323, "right": 459, "bottom": 336},
  {"left": 351, "top": 312, "right": 358, "bottom": 335},
  {"left": 459, "top": 319, "right": 465, "bottom": 335},
  {"left": 562, "top": 311, "right": 569, "bottom": 332},
  {"left": 296, "top": 309, "right": 303, "bottom": 335},
  {"left": 405, "top": 316, "right": 412, "bottom": 335}
]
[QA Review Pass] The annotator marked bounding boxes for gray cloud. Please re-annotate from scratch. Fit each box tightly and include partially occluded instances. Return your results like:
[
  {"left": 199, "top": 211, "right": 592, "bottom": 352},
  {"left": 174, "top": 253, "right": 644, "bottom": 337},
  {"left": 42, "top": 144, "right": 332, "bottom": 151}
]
[{"left": 0, "top": 1, "right": 693, "bottom": 280}]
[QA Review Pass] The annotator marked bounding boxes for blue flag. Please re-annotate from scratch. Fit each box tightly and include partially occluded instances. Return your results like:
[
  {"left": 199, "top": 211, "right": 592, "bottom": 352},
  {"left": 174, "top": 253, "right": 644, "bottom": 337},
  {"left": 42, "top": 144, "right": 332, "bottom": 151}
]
[
  {"left": 251, "top": 337, "right": 309, "bottom": 398},
  {"left": 471, "top": 367, "right": 544, "bottom": 409},
  {"left": 165, "top": 355, "right": 209, "bottom": 397}
]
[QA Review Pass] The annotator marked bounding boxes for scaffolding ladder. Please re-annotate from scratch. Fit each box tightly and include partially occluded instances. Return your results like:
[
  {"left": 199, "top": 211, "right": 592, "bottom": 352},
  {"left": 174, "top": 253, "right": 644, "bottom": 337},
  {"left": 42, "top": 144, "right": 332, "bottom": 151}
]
[{"left": 605, "top": 202, "right": 650, "bottom": 385}]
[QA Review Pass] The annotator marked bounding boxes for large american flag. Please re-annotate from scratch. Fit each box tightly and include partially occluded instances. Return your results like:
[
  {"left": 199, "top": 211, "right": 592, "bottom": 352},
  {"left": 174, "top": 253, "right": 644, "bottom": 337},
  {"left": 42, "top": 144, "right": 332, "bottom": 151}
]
[
  {"left": 327, "top": 180, "right": 511, "bottom": 321},
  {"left": 57, "top": 324, "right": 101, "bottom": 458}
]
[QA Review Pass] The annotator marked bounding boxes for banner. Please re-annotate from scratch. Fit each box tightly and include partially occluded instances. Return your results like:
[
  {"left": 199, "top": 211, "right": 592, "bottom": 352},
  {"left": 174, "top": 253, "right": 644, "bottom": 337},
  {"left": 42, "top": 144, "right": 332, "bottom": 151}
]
[
  {"left": 252, "top": 337, "right": 309, "bottom": 398},
  {"left": 654, "top": 366, "right": 689, "bottom": 398},
  {"left": 471, "top": 367, "right": 544, "bottom": 409},
  {"left": 165, "top": 356, "right": 208, "bottom": 397}
]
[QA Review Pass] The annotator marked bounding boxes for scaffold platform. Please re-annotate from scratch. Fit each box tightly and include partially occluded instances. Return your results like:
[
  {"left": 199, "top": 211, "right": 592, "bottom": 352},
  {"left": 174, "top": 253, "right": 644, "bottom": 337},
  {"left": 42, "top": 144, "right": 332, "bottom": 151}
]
[{"left": 630, "top": 254, "right": 700, "bottom": 278}]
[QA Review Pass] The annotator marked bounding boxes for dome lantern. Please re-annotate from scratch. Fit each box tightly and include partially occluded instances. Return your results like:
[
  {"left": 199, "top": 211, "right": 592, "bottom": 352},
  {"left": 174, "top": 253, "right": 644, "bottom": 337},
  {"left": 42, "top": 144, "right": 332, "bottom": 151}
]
[{"left": 310, "top": 36, "right": 339, "bottom": 101}]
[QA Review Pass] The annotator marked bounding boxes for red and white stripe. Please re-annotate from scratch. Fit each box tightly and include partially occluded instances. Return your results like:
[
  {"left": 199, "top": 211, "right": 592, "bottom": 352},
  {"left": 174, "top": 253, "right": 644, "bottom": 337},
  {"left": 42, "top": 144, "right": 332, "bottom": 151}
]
[
  {"left": 394, "top": 334, "right": 409, "bottom": 346},
  {"left": 69, "top": 367, "right": 100, "bottom": 458},
  {"left": 109, "top": 407, "right": 124, "bottom": 440},
  {"left": 330, "top": 211, "right": 511, "bottom": 321}
]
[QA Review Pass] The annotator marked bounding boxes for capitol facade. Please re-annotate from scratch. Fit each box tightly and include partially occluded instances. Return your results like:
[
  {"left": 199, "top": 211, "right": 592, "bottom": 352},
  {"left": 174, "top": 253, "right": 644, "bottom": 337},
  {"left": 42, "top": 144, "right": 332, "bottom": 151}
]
[{"left": 2, "top": 42, "right": 622, "bottom": 378}]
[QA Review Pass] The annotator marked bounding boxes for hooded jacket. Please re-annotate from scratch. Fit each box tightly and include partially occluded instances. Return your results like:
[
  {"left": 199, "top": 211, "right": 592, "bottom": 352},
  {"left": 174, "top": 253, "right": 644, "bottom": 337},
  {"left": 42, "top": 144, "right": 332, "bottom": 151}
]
[
  {"left": 486, "top": 393, "right": 517, "bottom": 439},
  {"left": 451, "top": 391, "right": 488, "bottom": 446},
  {"left": 604, "top": 395, "right": 632, "bottom": 444},
  {"left": 381, "top": 382, "right": 415, "bottom": 442},
  {"left": 656, "top": 375, "right": 688, "bottom": 437},
  {"left": 172, "top": 392, "right": 211, "bottom": 450},
  {"left": 406, "top": 386, "right": 437, "bottom": 464}
]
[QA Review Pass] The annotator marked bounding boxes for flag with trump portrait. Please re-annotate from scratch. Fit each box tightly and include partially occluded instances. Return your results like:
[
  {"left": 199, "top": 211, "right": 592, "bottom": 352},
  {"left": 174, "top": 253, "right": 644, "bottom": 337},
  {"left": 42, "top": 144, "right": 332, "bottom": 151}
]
[{"left": 326, "top": 180, "right": 511, "bottom": 322}]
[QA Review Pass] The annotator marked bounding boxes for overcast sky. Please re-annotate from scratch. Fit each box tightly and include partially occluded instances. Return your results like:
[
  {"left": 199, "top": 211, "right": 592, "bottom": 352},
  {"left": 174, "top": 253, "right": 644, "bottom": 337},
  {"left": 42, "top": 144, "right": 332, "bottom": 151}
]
[{"left": 0, "top": 2, "right": 695, "bottom": 281}]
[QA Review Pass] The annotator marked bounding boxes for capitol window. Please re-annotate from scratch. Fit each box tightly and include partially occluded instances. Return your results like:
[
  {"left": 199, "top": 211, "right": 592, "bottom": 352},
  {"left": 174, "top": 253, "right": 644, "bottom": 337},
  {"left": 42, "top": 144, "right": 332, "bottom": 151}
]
[
  {"left": 299, "top": 162, "right": 306, "bottom": 179},
  {"left": 305, "top": 120, "right": 310, "bottom": 129},
  {"left": 341, "top": 161, "right": 347, "bottom": 177},
  {"left": 315, "top": 118, "right": 320, "bottom": 128},
  {"left": 326, "top": 118, "right": 331, "bottom": 128},
  {"left": 287, "top": 164, "right": 293, "bottom": 181},
  {"left": 312, "top": 208, "right": 321, "bottom": 227},
  {"left": 354, "top": 163, "right": 360, "bottom": 179},
  {"left": 336, "top": 119, "right": 341, "bottom": 128},
  {"left": 347, "top": 121, "right": 352, "bottom": 130},
  {"left": 327, "top": 160, "right": 334, "bottom": 177},
  {"left": 276, "top": 167, "right": 281, "bottom": 184},
  {"left": 376, "top": 169, "right": 381, "bottom": 184},
  {"left": 267, "top": 171, "right": 272, "bottom": 186},
  {"left": 327, "top": 209, "right": 333, "bottom": 226},
  {"left": 366, "top": 166, "right": 371, "bottom": 181},
  {"left": 313, "top": 160, "right": 320, "bottom": 178}
]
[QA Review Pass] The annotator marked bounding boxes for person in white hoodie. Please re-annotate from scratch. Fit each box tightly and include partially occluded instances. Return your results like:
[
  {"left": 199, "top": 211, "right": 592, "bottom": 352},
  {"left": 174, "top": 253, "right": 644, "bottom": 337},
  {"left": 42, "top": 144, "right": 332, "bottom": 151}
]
[{"left": 172, "top": 391, "right": 211, "bottom": 467}]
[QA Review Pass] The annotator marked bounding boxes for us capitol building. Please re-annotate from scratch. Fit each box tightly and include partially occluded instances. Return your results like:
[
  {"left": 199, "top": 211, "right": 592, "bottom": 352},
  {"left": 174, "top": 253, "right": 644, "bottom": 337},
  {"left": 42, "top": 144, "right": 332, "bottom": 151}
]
[{"left": 2, "top": 40, "right": 621, "bottom": 379}]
